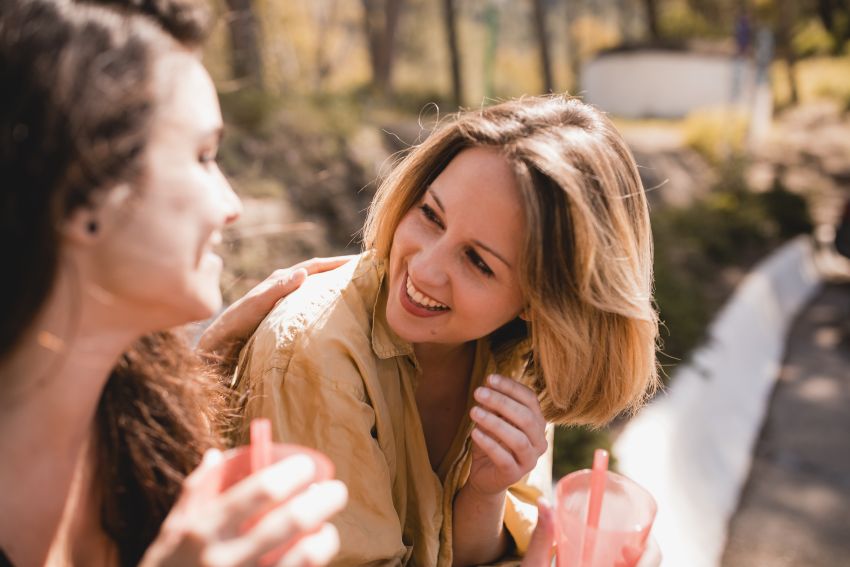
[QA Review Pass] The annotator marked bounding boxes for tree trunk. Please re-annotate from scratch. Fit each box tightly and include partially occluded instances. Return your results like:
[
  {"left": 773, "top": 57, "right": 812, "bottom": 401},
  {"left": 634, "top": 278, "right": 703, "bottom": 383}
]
[
  {"left": 565, "top": 0, "right": 582, "bottom": 92},
  {"left": 361, "top": 0, "right": 404, "bottom": 96},
  {"left": 531, "top": 0, "right": 554, "bottom": 93},
  {"left": 224, "top": 0, "right": 264, "bottom": 90},
  {"left": 442, "top": 0, "right": 463, "bottom": 108},
  {"left": 817, "top": 0, "right": 836, "bottom": 35},
  {"left": 777, "top": 0, "right": 799, "bottom": 105},
  {"left": 644, "top": 0, "right": 661, "bottom": 42}
]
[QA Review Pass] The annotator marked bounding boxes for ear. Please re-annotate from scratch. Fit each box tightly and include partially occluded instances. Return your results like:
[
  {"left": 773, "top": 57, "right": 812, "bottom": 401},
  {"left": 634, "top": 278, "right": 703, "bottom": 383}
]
[
  {"left": 519, "top": 308, "right": 531, "bottom": 322},
  {"left": 62, "top": 206, "right": 101, "bottom": 246},
  {"left": 62, "top": 183, "right": 133, "bottom": 245}
]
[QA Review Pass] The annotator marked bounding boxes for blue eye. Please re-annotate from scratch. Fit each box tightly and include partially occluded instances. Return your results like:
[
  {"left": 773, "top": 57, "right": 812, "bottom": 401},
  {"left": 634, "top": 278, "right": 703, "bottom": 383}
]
[{"left": 467, "top": 249, "right": 494, "bottom": 277}]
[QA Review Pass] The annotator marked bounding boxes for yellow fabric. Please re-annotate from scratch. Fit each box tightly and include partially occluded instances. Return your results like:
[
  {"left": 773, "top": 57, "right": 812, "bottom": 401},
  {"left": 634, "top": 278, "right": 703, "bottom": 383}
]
[{"left": 231, "top": 251, "right": 553, "bottom": 566}]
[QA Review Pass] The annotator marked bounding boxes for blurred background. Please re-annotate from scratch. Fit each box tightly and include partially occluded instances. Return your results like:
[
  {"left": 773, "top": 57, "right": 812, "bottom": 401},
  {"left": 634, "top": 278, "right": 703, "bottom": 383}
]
[{"left": 203, "top": 1, "right": 850, "bottom": 564}]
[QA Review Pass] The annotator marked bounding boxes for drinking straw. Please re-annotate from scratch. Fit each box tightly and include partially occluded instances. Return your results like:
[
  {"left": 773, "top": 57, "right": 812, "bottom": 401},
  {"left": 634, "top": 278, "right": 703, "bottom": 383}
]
[
  {"left": 250, "top": 418, "right": 273, "bottom": 473},
  {"left": 580, "top": 448, "right": 609, "bottom": 566}
]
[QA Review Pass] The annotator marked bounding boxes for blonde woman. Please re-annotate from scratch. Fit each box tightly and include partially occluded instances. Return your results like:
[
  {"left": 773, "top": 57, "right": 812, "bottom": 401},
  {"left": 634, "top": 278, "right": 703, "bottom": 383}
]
[{"left": 232, "top": 95, "right": 659, "bottom": 566}]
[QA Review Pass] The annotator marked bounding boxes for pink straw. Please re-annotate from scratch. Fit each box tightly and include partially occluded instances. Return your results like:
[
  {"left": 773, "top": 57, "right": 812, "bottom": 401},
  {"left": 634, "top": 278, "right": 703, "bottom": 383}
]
[
  {"left": 250, "top": 418, "right": 273, "bottom": 473},
  {"left": 581, "top": 448, "right": 609, "bottom": 566}
]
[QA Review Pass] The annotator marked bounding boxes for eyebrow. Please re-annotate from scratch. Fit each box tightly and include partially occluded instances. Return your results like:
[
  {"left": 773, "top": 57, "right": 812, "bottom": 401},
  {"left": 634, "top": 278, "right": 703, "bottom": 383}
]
[{"left": 426, "top": 188, "right": 513, "bottom": 269}]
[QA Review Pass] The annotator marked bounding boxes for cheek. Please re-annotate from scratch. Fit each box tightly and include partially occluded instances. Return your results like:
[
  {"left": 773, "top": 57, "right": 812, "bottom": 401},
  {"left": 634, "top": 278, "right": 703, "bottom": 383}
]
[
  {"left": 392, "top": 214, "right": 418, "bottom": 249},
  {"left": 456, "top": 280, "right": 523, "bottom": 325}
]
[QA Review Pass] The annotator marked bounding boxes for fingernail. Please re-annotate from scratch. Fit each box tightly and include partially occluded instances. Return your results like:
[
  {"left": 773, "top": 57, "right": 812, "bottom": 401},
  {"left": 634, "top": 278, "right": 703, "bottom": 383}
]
[
  {"left": 476, "top": 387, "right": 490, "bottom": 400},
  {"left": 471, "top": 406, "right": 484, "bottom": 419},
  {"left": 488, "top": 374, "right": 502, "bottom": 386}
]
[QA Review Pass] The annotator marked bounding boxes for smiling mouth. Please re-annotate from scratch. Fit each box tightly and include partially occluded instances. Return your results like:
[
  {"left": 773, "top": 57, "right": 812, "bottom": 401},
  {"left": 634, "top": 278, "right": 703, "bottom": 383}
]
[{"left": 405, "top": 274, "right": 449, "bottom": 311}]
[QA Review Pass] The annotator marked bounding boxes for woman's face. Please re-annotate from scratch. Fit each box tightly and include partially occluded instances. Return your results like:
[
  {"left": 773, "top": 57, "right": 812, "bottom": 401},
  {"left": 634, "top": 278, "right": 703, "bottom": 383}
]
[
  {"left": 90, "top": 52, "right": 241, "bottom": 329},
  {"left": 386, "top": 147, "right": 526, "bottom": 347}
]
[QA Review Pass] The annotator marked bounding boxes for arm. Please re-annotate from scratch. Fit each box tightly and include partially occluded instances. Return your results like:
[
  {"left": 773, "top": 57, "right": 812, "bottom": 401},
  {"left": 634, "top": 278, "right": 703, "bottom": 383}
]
[{"left": 452, "top": 375, "right": 548, "bottom": 566}]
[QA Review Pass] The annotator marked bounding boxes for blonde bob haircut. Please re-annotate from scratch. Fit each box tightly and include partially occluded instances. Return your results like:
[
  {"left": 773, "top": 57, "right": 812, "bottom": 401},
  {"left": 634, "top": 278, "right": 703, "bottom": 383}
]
[{"left": 363, "top": 95, "right": 659, "bottom": 427}]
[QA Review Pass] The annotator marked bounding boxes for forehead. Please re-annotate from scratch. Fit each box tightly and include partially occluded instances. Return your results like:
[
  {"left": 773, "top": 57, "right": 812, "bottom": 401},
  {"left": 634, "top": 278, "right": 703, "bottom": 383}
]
[
  {"left": 149, "top": 51, "right": 221, "bottom": 138},
  {"left": 430, "top": 147, "right": 526, "bottom": 258}
]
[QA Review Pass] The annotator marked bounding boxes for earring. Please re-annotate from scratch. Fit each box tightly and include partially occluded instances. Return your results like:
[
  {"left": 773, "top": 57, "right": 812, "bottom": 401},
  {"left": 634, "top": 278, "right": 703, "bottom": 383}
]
[{"left": 87, "top": 219, "right": 99, "bottom": 234}]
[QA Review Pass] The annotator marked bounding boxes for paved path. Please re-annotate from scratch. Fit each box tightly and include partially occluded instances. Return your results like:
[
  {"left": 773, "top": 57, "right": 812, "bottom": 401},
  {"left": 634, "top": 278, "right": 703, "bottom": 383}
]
[{"left": 720, "top": 282, "right": 850, "bottom": 566}]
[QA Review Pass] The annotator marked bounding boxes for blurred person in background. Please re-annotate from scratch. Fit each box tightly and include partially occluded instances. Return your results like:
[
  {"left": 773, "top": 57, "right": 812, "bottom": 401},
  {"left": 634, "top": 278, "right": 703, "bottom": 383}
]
[{"left": 0, "top": 0, "right": 349, "bottom": 565}]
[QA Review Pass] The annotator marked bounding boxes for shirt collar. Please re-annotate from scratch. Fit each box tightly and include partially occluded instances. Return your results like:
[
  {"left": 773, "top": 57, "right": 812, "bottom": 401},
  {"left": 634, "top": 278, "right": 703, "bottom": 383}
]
[{"left": 370, "top": 256, "right": 416, "bottom": 361}]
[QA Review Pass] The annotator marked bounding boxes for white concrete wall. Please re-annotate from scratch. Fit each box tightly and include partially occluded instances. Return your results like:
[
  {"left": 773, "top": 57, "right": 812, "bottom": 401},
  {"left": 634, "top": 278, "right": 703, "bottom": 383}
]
[
  {"left": 613, "top": 236, "right": 822, "bottom": 567},
  {"left": 582, "top": 51, "right": 756, "bottom": 118}
]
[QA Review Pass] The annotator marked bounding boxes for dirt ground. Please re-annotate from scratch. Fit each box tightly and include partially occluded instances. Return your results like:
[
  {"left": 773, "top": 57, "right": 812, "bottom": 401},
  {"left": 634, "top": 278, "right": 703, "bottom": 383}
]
[{"left": 720, "top": 282, "right": 850, "bottom": 566}]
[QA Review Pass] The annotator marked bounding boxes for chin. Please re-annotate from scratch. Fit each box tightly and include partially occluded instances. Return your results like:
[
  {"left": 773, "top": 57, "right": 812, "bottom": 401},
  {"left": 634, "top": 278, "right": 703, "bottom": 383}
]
[{"left": 181, "top": 288, "right": 223, "bottom": 324}]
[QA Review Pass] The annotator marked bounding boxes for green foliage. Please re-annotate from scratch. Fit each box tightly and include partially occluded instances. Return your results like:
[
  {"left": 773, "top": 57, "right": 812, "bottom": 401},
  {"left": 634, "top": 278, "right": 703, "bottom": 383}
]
[
  {"left": 650, "top": 160, "right": 812, "bottom": 366},
  {"left": 659, "top": 2, "right": 721, "bottom": 41},
  {"left": 760, "top": 177, "right": 814, "bottom": 239},
  {"left": 683, "top": 108, "right": 750, "bottom": 166},
  {"left": 793, "top": 18, "right": 837, "bottom": 57},
  {"left": 772, "top": 57, "right": 850, "bottom": 109},
  {"left": 553, "top": 426, "right": 615, "bottom": 479}
]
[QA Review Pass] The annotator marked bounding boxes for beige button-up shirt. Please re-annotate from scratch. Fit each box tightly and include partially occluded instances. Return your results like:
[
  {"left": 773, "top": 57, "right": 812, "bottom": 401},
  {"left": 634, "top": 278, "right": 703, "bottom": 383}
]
[{"left": 232, "top": 252, "right": 552, "bottom": 566}]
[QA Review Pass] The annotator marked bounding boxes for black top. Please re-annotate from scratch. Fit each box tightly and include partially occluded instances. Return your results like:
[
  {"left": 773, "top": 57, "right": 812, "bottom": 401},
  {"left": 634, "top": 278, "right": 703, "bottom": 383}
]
[{"left": 0, "top": 549, "right": 13, "bottom": 567}]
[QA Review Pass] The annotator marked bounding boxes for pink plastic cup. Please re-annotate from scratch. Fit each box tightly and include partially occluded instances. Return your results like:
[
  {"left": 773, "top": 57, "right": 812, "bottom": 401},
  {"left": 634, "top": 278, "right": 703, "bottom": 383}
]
[
  {"left": 200, "top": 443, "right": 335, "bottom": 566},
  {"left": 555, "top": 469, "right": 656, "bottom": 567}
]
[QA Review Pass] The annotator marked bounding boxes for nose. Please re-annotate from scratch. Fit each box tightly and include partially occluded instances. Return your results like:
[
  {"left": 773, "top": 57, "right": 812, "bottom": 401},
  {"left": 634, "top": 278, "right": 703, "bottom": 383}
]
[
  {"left": 408, "top": 239, "right": 449, "bottom": 289},
  {"left": 219, "top": 175, "right": 242, "bottom": 226}
]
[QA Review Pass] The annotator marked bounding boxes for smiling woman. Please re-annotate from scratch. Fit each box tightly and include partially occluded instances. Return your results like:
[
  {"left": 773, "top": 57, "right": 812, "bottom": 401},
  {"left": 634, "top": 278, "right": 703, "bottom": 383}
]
[{"left": 231, "top": 95, "right": 660, "bottom": 566}]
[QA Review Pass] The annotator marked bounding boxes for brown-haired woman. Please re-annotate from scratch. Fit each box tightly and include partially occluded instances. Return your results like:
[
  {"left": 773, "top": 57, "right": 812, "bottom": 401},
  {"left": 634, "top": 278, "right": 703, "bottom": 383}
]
[
  {"left": 232, "top": 95, "right": 660, "bottom": 565},
  {"left": 0, "top": 0, "right": 347, "bottom": 565}
]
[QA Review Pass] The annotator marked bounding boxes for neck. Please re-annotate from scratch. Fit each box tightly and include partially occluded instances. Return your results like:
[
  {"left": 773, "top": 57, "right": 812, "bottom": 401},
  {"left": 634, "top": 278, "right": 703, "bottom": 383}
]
[
  {"left": 0, "top": 266, "right": 142, "bottom": 566},
  {"left": 413, "top": 340, "right": 476, "bottom": 377}
]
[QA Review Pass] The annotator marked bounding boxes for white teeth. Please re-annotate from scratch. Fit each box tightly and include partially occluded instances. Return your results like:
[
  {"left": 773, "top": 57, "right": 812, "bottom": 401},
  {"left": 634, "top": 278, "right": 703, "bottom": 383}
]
[{"left": 405, "top": 275, "right": 448, "bottom": 310}]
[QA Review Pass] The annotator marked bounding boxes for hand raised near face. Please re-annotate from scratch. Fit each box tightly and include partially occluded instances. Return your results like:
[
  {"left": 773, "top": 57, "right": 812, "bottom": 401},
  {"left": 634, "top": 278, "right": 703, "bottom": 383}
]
[{"left": 468, "top": 374, "right": 548, "bottom": 496}]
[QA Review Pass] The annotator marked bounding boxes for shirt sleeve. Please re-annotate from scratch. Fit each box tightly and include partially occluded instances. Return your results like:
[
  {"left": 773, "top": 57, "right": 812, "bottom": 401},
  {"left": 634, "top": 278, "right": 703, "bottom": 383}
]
[
  {"left": 235, "top": 327, "right": 409, "bottom": 566},
  {"left": 503, "top": 423, "right": 555, "bottom": 555}
]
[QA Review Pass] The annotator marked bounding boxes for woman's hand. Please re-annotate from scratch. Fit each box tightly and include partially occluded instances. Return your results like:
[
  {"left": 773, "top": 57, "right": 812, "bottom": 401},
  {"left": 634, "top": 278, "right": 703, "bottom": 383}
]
[
  {"left": 521, "top": 499, "right": 555, "bottom": 567},
  {"left": 468, "top": 374, "right": 548, "bottom": 496},
  {"left": 521, "top": 499, "right": 662, "bottom": 567},
  {"left": 197, "top": 256, "right": 354, "bottom": 363},
  {"left": 140, "top": 449, "right": 348, "bottom": 567}
]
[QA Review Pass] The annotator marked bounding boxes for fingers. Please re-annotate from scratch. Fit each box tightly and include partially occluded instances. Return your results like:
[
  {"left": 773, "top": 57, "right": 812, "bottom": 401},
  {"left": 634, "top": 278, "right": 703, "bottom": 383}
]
[
  {"left": 521, "top": 498, "right": 555, "bottom": 567},
  {"left": 169, "top": 449, "right": 224, "bottom": 521},
  {"left": 253, "top": 267, "right": 309, "bottom": 310},
  {"left": 470, "top": 405, "right": 536, "bottom": 465},
  {"left": 470, "top": 427, "right": 522, "bottom": 480},
  {"left": 214, "top": 455, "right": 319, "bottom": 533},
  {"left": 293, "top": 256, "right": 356, "bottom": 275},
  {"left": 215, "top": 481, "right": 347, "bottom": 566},
  {"left": 274, "top": 523, "right": 341, "bottom": 567},
  {"left": 473, "top": 375, "right": 547, "bottom": 454}
]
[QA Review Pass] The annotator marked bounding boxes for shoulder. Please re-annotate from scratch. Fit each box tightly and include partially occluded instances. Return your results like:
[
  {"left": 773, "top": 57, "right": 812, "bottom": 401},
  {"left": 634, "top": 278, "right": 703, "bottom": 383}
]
[{"left": 245, "top": 252, "right": 383, "bottom": 377}]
